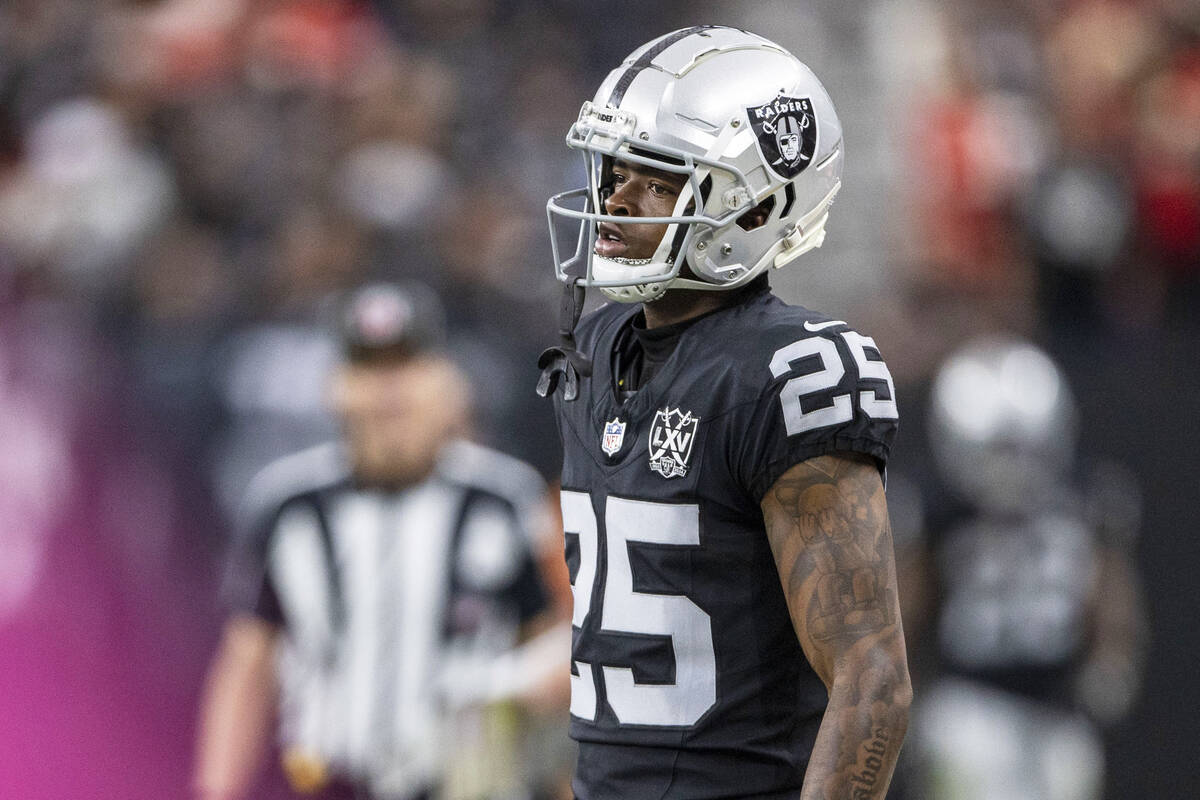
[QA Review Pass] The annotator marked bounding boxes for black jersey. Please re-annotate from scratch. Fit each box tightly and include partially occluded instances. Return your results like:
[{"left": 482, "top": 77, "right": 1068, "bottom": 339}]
[{"left": 551, "top": 285, "right": 899, "bottom": 799}]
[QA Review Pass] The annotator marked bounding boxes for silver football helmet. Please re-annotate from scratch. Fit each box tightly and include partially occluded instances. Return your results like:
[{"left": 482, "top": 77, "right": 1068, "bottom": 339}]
[
  {"left": 547, "top": 26, "right": 844, "bottom": 303},
  {"left": 929, "top": 337, "right": 1079, "bottom": 512}
]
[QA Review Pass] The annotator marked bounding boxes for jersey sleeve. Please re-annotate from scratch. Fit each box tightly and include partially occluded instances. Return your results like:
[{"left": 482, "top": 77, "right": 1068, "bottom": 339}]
[
  {"left": 735, "top": 326, "right": 900, "bottom": 502},
  {"left": 219, "top": 444, "right": 349, "bottom": 627},
  {"left": 219, "top": 504, "right": 286, "bottom": 626},
  {"left": 456, "top": 494, "right": 550, "bottom": 624},
  {"left": 509, "top": 546, "right": 551, "bottom": 624}
]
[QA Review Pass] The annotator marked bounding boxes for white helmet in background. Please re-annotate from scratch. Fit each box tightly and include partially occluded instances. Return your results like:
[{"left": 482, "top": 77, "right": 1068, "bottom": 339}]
[
  {"left": 547, "top": 26, "right": 844, "bottom": 303},
  {"left": 929, "top": 337, "right": 1079, "bottom": 512}
]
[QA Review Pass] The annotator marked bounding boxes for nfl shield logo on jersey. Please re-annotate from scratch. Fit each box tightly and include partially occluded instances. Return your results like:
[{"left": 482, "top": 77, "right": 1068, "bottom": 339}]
[
  {"left": 648, "top": 407, "right": 700, "bottom": 478},
  {"left": 601, "top": 417, "right": 627, "bottom": 457}
]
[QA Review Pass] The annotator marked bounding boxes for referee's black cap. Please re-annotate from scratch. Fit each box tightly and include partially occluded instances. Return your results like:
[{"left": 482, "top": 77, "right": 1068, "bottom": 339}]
[{"left": 337, "top": 281, "right": 446, "bottom": 363}]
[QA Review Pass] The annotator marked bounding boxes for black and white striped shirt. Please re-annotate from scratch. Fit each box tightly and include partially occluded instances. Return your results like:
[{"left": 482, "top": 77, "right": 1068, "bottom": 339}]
[{"left": 224, "top": 440, "right": 550, "bottom": 798}]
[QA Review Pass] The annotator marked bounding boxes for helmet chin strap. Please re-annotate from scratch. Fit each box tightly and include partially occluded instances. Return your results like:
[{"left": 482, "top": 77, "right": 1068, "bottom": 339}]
[{"left": 536, "top": 281, "right": 593, "bottom": 400}]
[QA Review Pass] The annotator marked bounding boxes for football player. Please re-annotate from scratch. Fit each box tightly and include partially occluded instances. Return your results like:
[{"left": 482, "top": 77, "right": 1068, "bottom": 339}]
[
  {"left": 899, "top": 337, "right": 1147, "bottom": 800},
  {"left": 538, "top": 26, "right": 911, "bottom": 800}
]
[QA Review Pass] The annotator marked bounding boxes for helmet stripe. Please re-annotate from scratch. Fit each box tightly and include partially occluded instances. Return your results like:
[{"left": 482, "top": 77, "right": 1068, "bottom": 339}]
[{"left": 608, "top": 26, "right": 712, "bottom": 107}]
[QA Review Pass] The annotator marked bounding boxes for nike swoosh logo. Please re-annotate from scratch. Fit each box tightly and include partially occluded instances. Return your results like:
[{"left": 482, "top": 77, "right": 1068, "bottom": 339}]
[{"left": 803, "top": 319, "right": 846, "bottom": 332}]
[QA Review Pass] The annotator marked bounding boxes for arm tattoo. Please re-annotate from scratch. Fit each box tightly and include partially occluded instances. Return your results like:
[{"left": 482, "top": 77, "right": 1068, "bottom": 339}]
[
  {"left": 763, "top": 453, "right": 911, "bottom": 800},
  {"left": 769, "top": 455, "right": 894, "bottom": 644}
]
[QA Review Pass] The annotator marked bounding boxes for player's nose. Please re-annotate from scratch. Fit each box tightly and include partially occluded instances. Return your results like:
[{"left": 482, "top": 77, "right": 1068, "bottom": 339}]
[{"left": 604, "top": 182, "right": 636, "bottom": 216}]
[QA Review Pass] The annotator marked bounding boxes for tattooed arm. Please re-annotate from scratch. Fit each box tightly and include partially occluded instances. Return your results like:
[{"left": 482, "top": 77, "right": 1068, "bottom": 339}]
[{"left": 761, "top": 452, "right": 912, "bottom": 800}]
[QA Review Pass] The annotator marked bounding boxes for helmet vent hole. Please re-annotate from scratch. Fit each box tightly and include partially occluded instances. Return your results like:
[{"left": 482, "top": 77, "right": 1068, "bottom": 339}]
[
  {"left": 736, "top": 195, "right": 776, "bottom": 231},
  {"left": 780, "top": 183, "right": 796, "bottom": 219}
]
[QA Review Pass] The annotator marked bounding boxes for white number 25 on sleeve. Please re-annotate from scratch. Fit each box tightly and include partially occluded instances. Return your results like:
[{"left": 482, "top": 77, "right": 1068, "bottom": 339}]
[{"left": 769, "top": 331, "right": 897, "bottom": 436}]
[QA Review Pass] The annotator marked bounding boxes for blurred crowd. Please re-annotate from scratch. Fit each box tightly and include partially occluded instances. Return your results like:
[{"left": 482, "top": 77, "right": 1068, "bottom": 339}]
[
  {"left": 0, "top": 0, "right": 1196, "bottom": 798},
  {"left": 869, "top": 0, "right": 1199, "bottom": 375}
]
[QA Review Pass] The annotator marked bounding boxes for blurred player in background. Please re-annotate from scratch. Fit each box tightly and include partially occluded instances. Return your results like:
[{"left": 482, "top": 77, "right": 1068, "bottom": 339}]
[
  {"left": 893, "top": 337, "right": 1148, "bottom": 800},
  {"left": 195, "top": 282, "right": 567, "bottom": 800},
  {"left": 539, "top": 26, "right": 910, "bottom": 799}
]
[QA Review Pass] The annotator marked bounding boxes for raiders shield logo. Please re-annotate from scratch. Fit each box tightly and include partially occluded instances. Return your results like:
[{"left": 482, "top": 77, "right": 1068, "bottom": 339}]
[
  {"left": 746, "top": 94, "right": 818, "bottom": 180},
  {"left": 648, "top": 407, "right": 700, "bottom": 479}
]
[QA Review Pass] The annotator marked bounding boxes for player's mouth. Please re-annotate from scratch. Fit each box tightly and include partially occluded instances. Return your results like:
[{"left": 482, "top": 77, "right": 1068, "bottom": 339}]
[{"left": 594, "top": 223, "right": 627, "bottom": 258}]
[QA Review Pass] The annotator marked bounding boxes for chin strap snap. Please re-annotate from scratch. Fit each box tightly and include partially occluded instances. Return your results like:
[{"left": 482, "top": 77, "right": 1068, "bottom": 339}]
[{"left": 536, "top": 282, "right": 592, "bottom": 401}]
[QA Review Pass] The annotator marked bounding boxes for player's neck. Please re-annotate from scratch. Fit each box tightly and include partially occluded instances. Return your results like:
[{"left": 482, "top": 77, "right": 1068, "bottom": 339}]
[{"left": 641, "top": 288, "right": 733, "bottom": 329}]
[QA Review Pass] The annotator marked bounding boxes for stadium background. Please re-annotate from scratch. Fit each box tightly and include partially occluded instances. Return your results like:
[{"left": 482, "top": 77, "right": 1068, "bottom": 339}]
[{"left": 0, "top": 0, "right": 1196, "bottom": 797}]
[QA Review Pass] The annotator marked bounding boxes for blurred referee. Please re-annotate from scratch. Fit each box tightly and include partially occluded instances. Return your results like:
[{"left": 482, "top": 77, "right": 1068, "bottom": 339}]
[{"left": 195, "top": 283, "right": 558, "bottom": 800}]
